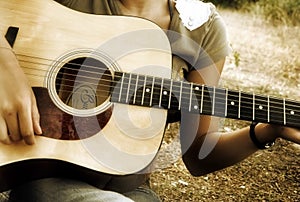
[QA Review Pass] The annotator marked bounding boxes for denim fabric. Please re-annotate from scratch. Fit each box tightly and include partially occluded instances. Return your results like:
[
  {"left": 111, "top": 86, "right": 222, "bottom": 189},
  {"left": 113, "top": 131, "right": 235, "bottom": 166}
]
[{"left": 1, "top": 178, "right": 161, "bottom": 202}]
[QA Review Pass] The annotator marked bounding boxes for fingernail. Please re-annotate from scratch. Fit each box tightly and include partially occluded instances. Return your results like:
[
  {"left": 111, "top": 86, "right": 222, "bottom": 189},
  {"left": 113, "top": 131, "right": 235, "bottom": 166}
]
[{"left": 36, "top": 125, "right": 43, "bottom": 135}]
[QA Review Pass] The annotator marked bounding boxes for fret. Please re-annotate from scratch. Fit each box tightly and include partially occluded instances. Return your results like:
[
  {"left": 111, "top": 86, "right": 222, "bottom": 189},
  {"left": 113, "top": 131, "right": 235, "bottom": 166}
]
[
  {"left": 212, "top": 87, "right": 216, "bottom": 115},
  {"left": 225, "top": 88, "right": 228, "bottom": 117},
  {"left": 159, "top": 78, "right": 164, "bottom": 108},
  {"left": 189, "top": 83, "right": 193, "bottom": 112},
  {"left": 168, "top": 79, "right": 173, "bottom": 109},
  {"left": 253, "top": 93, "right": 255, "bottom": 120},
  {"left": 125, "top": 73, "right": 132, "bottom": 103},
  {"left": 110, "top": 71, "right": 123, "bottom": 103},
  {"left": 200, "top": 84, "right": 204, "bottom": 113},
  {"left": 267, "top": 95, "right": 270, "bottom": 123},
  {"left": 283, "top": 98, "right": 286, "bottom": 125},
  {"left": 141, "top": 75, "right": 147, "bottom": 106},
  {"left": 133, "top": 74, "right": 139, "bottom": 105},
  {"left": 118, "top": 72, "right": 125, "bottom": 102},
  {"left": 238, "top": 90, "right": 241, "bottom": 119},
  {"left": 149, "top": 77, "right": 155, "bottom": 107},
  {"left": 179, "top": 81, "right": 183, "bottom": 110}
]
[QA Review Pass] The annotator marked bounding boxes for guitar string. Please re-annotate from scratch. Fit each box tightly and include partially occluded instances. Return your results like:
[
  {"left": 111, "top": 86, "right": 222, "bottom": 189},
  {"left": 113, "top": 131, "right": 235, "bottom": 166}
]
[
  {"left": 34, "top": 82, "right": 300, "bottom": 125},
  {"left": 20, "top": 73, "right": 300, "bottom": 123},
  {"left": 34, "top": 83, "right": 300, "bottom": 125},
  {"left": 16, "top": 54, "right": 299, "bottom": 107},
  {"left": 18, "top": 55, "right": 300, "bottom": 116},
  {"left": 19, "top": 58, "right": 299, "bottom": 108},
  {"left": 18, "top": 53, "right": 299, "bottom": 104},
  {"left": 22, "top": 62, "right": 300, "bottom": 115},
  {"left": 20, "top": 61, "right": 300, "bottom": 117},
  {"left": 16, "top": 52, "right": 299, "bottom": 111},
  {"left": 22, "top": 75, "right": 300, "bottom": 124},
  {"left": 113, "top": 92, "right": 300, "bottom": 125}
]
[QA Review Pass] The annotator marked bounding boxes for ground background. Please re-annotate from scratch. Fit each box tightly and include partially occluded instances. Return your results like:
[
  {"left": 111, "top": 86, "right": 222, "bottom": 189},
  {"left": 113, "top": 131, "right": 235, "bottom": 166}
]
[{"left": 149, "top": 8, "right": 300, "bottom": 202}]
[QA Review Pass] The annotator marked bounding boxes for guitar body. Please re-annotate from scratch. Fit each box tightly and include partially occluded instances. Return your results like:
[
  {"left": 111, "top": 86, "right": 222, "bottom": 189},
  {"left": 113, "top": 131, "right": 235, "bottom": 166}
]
[{"left": 0, "top": 0, "right": 172, "bottom": 191}]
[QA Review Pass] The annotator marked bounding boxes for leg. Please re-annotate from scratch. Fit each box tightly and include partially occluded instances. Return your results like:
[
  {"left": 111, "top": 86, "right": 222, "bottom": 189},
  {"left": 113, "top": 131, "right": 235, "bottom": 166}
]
[
  {"left": 8, "top": 178, "right": 133, "bottom": 202},
  {"left": 124, "top": 185, "right": 161, "bottom": 202}
]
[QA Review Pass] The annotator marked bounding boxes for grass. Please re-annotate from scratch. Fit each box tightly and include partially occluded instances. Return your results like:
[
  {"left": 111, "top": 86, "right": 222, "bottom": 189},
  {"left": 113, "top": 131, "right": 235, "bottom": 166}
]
[
  {"left": 149, "top": 8, "right": 300, "bottom": 201},
  {"left": 206, "top": 0, "right": 300, "bottom": 26}
]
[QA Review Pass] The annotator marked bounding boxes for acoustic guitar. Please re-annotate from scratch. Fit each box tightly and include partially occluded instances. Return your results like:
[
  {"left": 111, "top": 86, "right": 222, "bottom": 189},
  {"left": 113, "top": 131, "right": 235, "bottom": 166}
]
[{"left": 0, "top": 0, "right": 299, "bottom": 192}]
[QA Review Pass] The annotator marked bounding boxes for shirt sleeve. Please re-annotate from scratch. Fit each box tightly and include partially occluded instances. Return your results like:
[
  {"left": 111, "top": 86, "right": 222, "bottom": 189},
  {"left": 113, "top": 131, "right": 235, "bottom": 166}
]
[{"left": 194, "top": 9, "right": 232, "bottom": 69}]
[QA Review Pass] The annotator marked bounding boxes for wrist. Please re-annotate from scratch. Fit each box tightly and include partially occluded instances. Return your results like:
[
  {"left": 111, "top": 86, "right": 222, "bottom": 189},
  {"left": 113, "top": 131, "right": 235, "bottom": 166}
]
[{"left": 250, "top": 122, "right": 276, "bottom": 149}]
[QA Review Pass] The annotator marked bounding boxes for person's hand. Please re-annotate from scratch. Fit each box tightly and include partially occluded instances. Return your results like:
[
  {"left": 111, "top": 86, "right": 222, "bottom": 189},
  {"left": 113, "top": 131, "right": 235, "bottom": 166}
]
[{"left": 0, "top": 48, "right": 42, "bottom": 145}]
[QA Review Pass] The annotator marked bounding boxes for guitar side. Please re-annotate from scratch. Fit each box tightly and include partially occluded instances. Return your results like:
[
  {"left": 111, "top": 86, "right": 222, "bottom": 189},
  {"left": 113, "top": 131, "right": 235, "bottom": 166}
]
[{"left": 0, "top": 0, "right": 172, "bottom": 190}]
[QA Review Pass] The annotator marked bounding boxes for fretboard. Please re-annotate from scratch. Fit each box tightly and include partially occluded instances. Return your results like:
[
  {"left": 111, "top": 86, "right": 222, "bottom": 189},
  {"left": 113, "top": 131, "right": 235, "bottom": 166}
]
[{"left": 110, "top": 72, "right": 300, "bottom": 128}]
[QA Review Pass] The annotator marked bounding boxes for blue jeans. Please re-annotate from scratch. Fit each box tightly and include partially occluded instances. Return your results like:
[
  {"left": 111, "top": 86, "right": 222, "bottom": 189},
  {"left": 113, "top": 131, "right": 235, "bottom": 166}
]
[{"left": 0, "top": 178, "right": 161, "bottom": 202}]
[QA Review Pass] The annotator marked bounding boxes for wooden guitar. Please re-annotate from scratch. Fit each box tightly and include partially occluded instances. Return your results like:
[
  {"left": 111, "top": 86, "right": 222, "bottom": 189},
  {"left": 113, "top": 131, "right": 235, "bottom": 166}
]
[{"left": 0, "top": 0, "right": 299, "bottom": 192}]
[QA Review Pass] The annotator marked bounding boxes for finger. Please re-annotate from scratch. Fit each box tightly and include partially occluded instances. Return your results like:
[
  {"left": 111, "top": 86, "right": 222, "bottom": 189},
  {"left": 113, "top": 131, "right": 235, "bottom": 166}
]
[
  {"left": 0, "top": 116, "right": 11, "bottom": 144},
  {"left": 31, "top": 96, "right": 42, "bottom": 135},
  {"left": 5, "top": 111, "right": 22, "bottom": 142},
  {"left": 18, "top": 105, "right": 35, "bottom": 145}
]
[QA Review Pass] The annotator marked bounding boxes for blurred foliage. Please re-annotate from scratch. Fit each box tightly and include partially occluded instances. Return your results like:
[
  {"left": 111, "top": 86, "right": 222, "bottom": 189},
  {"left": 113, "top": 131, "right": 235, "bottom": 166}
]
[
  {"left": 204, "top": 0, "right": 300, "bottom": 25},
  {"left": 256, "top": 0, "right": 300, "bottom": 25},
  {"left": 203, "top": 0, "right": 259, "bottom": 9}
]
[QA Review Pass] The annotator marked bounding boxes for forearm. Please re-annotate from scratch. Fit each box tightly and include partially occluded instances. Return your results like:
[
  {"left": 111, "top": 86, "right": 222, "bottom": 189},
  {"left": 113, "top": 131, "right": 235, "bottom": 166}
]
[{"left": 182, "top": 121, "right": 277, "bottom": 176}]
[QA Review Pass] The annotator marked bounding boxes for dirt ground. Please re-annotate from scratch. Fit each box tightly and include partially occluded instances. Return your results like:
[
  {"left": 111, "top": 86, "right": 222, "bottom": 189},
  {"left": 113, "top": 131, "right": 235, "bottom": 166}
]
[{"left": 149, "top": 9, "right": 300, "bottom": 201}]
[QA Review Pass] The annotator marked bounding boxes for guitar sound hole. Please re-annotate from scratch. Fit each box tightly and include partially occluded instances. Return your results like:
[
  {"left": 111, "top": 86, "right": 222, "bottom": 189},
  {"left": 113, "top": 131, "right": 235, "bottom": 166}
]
[{"left": 55, "top": 57, "right": 112, "bottom": 110}]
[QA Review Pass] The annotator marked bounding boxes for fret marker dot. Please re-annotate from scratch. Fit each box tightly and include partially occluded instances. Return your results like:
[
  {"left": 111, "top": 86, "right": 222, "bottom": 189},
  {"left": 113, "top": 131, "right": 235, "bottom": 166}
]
[
  {"left": 146, "top": 88, "right": 150, "bottom": 93},
  {"left": 259, "top": 105, "right": 263, "bottom": 110},
  {"left": 231, "top": 101, "right": 235, "bottom": 106},
  {"left": 290, "top": 111, "right": 295, "bottom": 115},
  {"left": 163, "top": 91, "right": 168, "bottom": 95},
  {"left": 195, "top": 86, "right": 200, "bottom": 91},
  {"left": 194, "top": 105, "right": 198, "bottom": 110}
]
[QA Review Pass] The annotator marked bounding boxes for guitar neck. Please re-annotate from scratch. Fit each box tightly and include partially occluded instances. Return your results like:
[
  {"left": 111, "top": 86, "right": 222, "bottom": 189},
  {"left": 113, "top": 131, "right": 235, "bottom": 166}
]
[{"left": 111, "top": 71, "right": 300, "bottom": 128}]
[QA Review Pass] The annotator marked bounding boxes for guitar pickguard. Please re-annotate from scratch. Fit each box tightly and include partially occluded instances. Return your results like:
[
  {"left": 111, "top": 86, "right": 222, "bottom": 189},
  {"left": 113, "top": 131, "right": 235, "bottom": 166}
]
[{"left": 33, "top": 87, "right": 113, "bottom": 140}]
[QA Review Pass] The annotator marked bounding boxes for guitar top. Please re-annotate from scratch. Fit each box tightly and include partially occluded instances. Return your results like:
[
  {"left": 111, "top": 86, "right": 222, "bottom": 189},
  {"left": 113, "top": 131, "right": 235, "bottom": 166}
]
[{"left": 0, "top": 0, "right": 172, "bottom": 192}]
